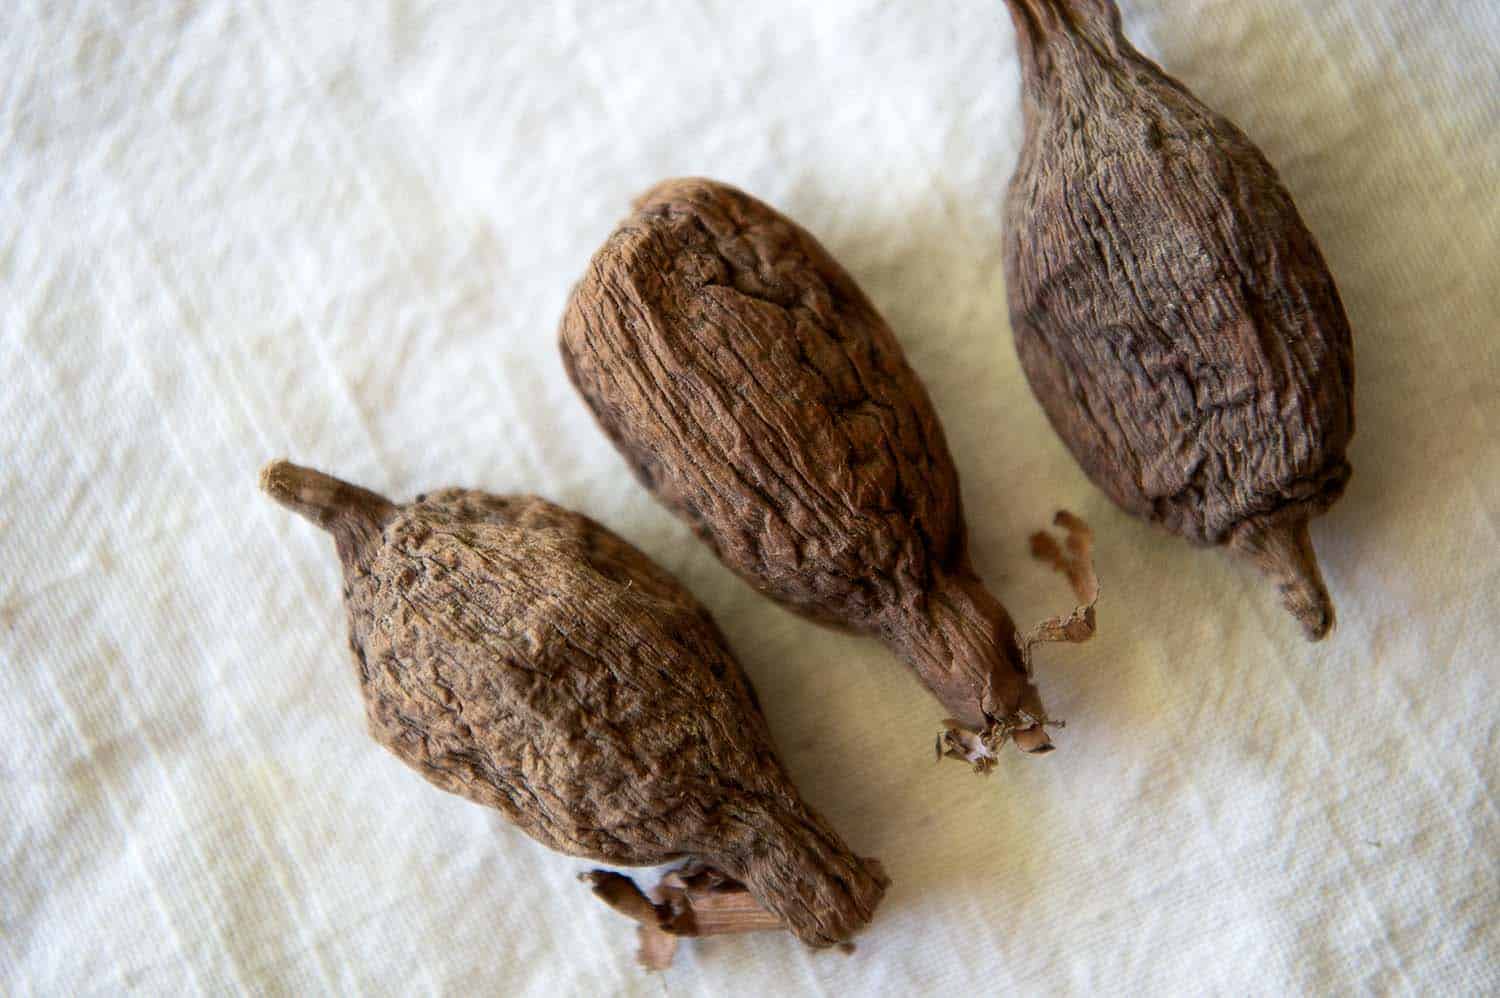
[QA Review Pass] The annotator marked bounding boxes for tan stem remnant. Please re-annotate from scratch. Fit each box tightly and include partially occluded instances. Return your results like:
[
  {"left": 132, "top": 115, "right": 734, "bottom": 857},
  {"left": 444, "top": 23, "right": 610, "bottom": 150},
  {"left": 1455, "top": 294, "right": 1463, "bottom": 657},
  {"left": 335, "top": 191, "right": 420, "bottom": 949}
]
[{"left": 583, "top": 865, "right": 791, "bottom": 971}]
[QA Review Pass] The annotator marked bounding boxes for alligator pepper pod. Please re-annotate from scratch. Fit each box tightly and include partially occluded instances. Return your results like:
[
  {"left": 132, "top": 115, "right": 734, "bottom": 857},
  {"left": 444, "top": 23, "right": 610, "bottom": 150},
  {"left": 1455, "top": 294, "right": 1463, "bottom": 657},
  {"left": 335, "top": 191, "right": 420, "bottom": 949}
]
[
  {"left": 1001, "top": 0, "right": 1355, "bottom": 639},
  {"left": 260, "top": 460, "right": 886, "bottom": 966},
  {"left": 560, "top": 179, "right": 1096, "bottom": 766}
]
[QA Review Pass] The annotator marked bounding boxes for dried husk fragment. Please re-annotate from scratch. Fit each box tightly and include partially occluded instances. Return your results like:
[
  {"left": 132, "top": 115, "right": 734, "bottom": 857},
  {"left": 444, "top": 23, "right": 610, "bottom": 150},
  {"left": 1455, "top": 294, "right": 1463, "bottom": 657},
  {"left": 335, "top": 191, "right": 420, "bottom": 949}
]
[
  {"left": 1001, "top": 0, "right": 1354, "bottom": 639},
  {"left": 260, "top": 460, "right": 886, "bottom": 965},
  {"left": 560, "top": 178, "right": 1096, "bottom": 765}
]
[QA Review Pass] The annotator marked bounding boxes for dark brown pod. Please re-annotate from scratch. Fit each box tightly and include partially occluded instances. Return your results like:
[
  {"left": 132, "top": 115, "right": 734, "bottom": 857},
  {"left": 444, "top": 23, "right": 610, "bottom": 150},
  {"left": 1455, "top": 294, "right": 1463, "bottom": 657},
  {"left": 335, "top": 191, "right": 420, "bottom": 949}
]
[
  {"left": 1001, "top": 0, "right": 1354, "bottom": 640},
  {"left": 259, "top": 460, "right": 886, "bottom": 963},
  {"left": 559, "top": 178, "right": 1096, "bottom": 766}
]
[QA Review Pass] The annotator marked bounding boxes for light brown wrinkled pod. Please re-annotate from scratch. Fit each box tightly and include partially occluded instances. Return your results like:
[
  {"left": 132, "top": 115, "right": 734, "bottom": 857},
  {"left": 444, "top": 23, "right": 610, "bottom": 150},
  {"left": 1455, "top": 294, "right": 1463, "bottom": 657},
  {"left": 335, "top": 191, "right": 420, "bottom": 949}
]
[
  {"left": 1001, "top": 0, "right": 1355, "bottom": 639},
  {"left": 260, "top": 461, "right": 886, "bottom": 965},
  {"left": 560, "top": 179, "right": 1096, "bottom": 766}
]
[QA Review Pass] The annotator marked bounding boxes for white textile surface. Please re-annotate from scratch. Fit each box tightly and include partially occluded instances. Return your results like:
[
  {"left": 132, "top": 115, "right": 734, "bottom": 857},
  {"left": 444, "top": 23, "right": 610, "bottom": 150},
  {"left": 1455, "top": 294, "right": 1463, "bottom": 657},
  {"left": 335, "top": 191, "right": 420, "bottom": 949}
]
[{"left": 4, "top": 1, "right": 1498, "bottom": 994}]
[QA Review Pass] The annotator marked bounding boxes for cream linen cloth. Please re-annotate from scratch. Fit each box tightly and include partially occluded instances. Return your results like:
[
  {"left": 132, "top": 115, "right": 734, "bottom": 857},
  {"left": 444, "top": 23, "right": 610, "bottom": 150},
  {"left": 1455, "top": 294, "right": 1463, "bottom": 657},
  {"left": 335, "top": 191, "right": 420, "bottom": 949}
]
[{"left": 3, "top": 1, "right": 1497, "bottom": 994}]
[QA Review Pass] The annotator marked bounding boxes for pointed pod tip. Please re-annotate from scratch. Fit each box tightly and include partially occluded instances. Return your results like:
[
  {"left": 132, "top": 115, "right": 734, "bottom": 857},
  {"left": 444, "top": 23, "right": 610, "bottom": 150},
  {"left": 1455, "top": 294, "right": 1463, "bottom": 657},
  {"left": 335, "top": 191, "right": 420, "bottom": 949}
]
[
  {"left": 258, "top": 459, "right": 334, "bottom": 524},
  {"left": 1230, "top": 514, "right": 1338, "bottom": 643},
  {"left": 257, "top": 459, "right": 396, "bottom": 535},
  {"left": 1294, "top": 591, "right": 1336, "bottom": 642},
  {"left": 259, "top": 459, "right": 314, "bottom": 514},
  {"left": 258, "top": 459, "right": 296, "bottom": 501}
]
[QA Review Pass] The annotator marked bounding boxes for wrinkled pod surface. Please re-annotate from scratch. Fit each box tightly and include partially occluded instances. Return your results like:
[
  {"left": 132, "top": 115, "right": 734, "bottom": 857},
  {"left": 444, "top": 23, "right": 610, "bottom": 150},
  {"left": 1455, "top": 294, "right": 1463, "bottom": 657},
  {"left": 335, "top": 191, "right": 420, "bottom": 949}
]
[
  {"left": 259, "top": 460, "right": 886, "bottom": 959},
  {"left": 1001, "top": 0, "right": 1354, "bottom": 639},
  {"left": 560, "top": 178, "right": 1095, "bottom": 764}
]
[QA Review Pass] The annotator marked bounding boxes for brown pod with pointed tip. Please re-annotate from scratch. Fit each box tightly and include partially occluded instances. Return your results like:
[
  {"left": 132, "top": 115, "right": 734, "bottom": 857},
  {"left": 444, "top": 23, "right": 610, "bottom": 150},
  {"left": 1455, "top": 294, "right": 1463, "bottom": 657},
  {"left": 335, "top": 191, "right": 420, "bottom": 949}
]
[
  {"left": 1001, "top": 0, "right": 1354, "bottom": 639},
  {"left": 259, "top": 460, "right": 886, "bottom": 958},
  {"left": 560, "top": 178, "right": 1084, "bottom": 763}
]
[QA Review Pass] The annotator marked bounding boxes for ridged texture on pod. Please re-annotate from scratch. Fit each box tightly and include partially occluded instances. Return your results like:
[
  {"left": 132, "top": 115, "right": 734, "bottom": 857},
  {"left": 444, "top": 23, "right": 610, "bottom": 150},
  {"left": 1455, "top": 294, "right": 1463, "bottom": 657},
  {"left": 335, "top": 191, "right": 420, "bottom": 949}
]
[
  {"left": 560, "top": 177, "right": 1074, "bottom": 760},
  {"left": 260, "top": 461, "right": 886, "bottom": 951},
  {"left": 1002, "top": 0, "right": 1354, "bottom": 639}
]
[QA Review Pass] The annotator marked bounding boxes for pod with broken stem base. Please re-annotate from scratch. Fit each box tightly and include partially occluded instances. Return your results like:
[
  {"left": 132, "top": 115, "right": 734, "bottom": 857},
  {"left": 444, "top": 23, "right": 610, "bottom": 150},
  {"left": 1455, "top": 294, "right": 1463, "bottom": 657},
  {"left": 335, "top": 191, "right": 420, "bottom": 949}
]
[
  {"left": 259, "top": 459, "right": 887, "bottom": 966},
  {"left": 559, "top": 177, "right": 1100, "bottom": 766}
]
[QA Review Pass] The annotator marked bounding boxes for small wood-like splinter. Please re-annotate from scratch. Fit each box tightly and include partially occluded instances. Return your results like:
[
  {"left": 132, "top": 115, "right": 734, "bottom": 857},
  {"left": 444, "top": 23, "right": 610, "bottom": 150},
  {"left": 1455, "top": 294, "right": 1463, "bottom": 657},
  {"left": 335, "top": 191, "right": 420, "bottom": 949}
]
[{"left": 583, "top": 864, "right": 793, "bottom": 971}]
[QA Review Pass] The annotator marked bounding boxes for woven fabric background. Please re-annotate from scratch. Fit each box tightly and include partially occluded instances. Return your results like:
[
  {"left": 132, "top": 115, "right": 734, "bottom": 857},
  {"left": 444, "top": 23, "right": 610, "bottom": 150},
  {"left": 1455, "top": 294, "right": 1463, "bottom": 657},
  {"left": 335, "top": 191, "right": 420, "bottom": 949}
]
[{"left": 4, "top": 1, "right": 1496, "bottom": 993}]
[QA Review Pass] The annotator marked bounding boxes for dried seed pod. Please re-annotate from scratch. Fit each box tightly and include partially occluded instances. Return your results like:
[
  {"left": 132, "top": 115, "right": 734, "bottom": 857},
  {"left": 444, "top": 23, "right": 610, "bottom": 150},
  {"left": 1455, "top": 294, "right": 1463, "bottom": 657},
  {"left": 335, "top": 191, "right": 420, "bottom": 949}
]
[
  {"left": 559, "top": 178, "right": 1095, "bottom": 764},
  {"left": 1001, "top": 0, "right": 1354, "bottom": 639},
  {"left": 259, "top": 460, "right": 886, "bottom": 962}
]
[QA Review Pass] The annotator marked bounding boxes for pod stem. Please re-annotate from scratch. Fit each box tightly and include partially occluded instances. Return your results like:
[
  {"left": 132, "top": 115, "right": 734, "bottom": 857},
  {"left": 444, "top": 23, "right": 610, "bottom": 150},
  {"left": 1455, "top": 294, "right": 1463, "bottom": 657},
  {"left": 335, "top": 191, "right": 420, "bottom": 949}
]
[
  {"left": 903, "top": 568, "right": 1054, "bottom": 767},
  {"left": 1229, "top": 513, "right": 1336, "bottom": 641},
  {"left": 583, "top": 866, "right": 787, "bottom": 971},
  {"left": 259, "top": 460, "right": 397, "bottom": 572}
]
